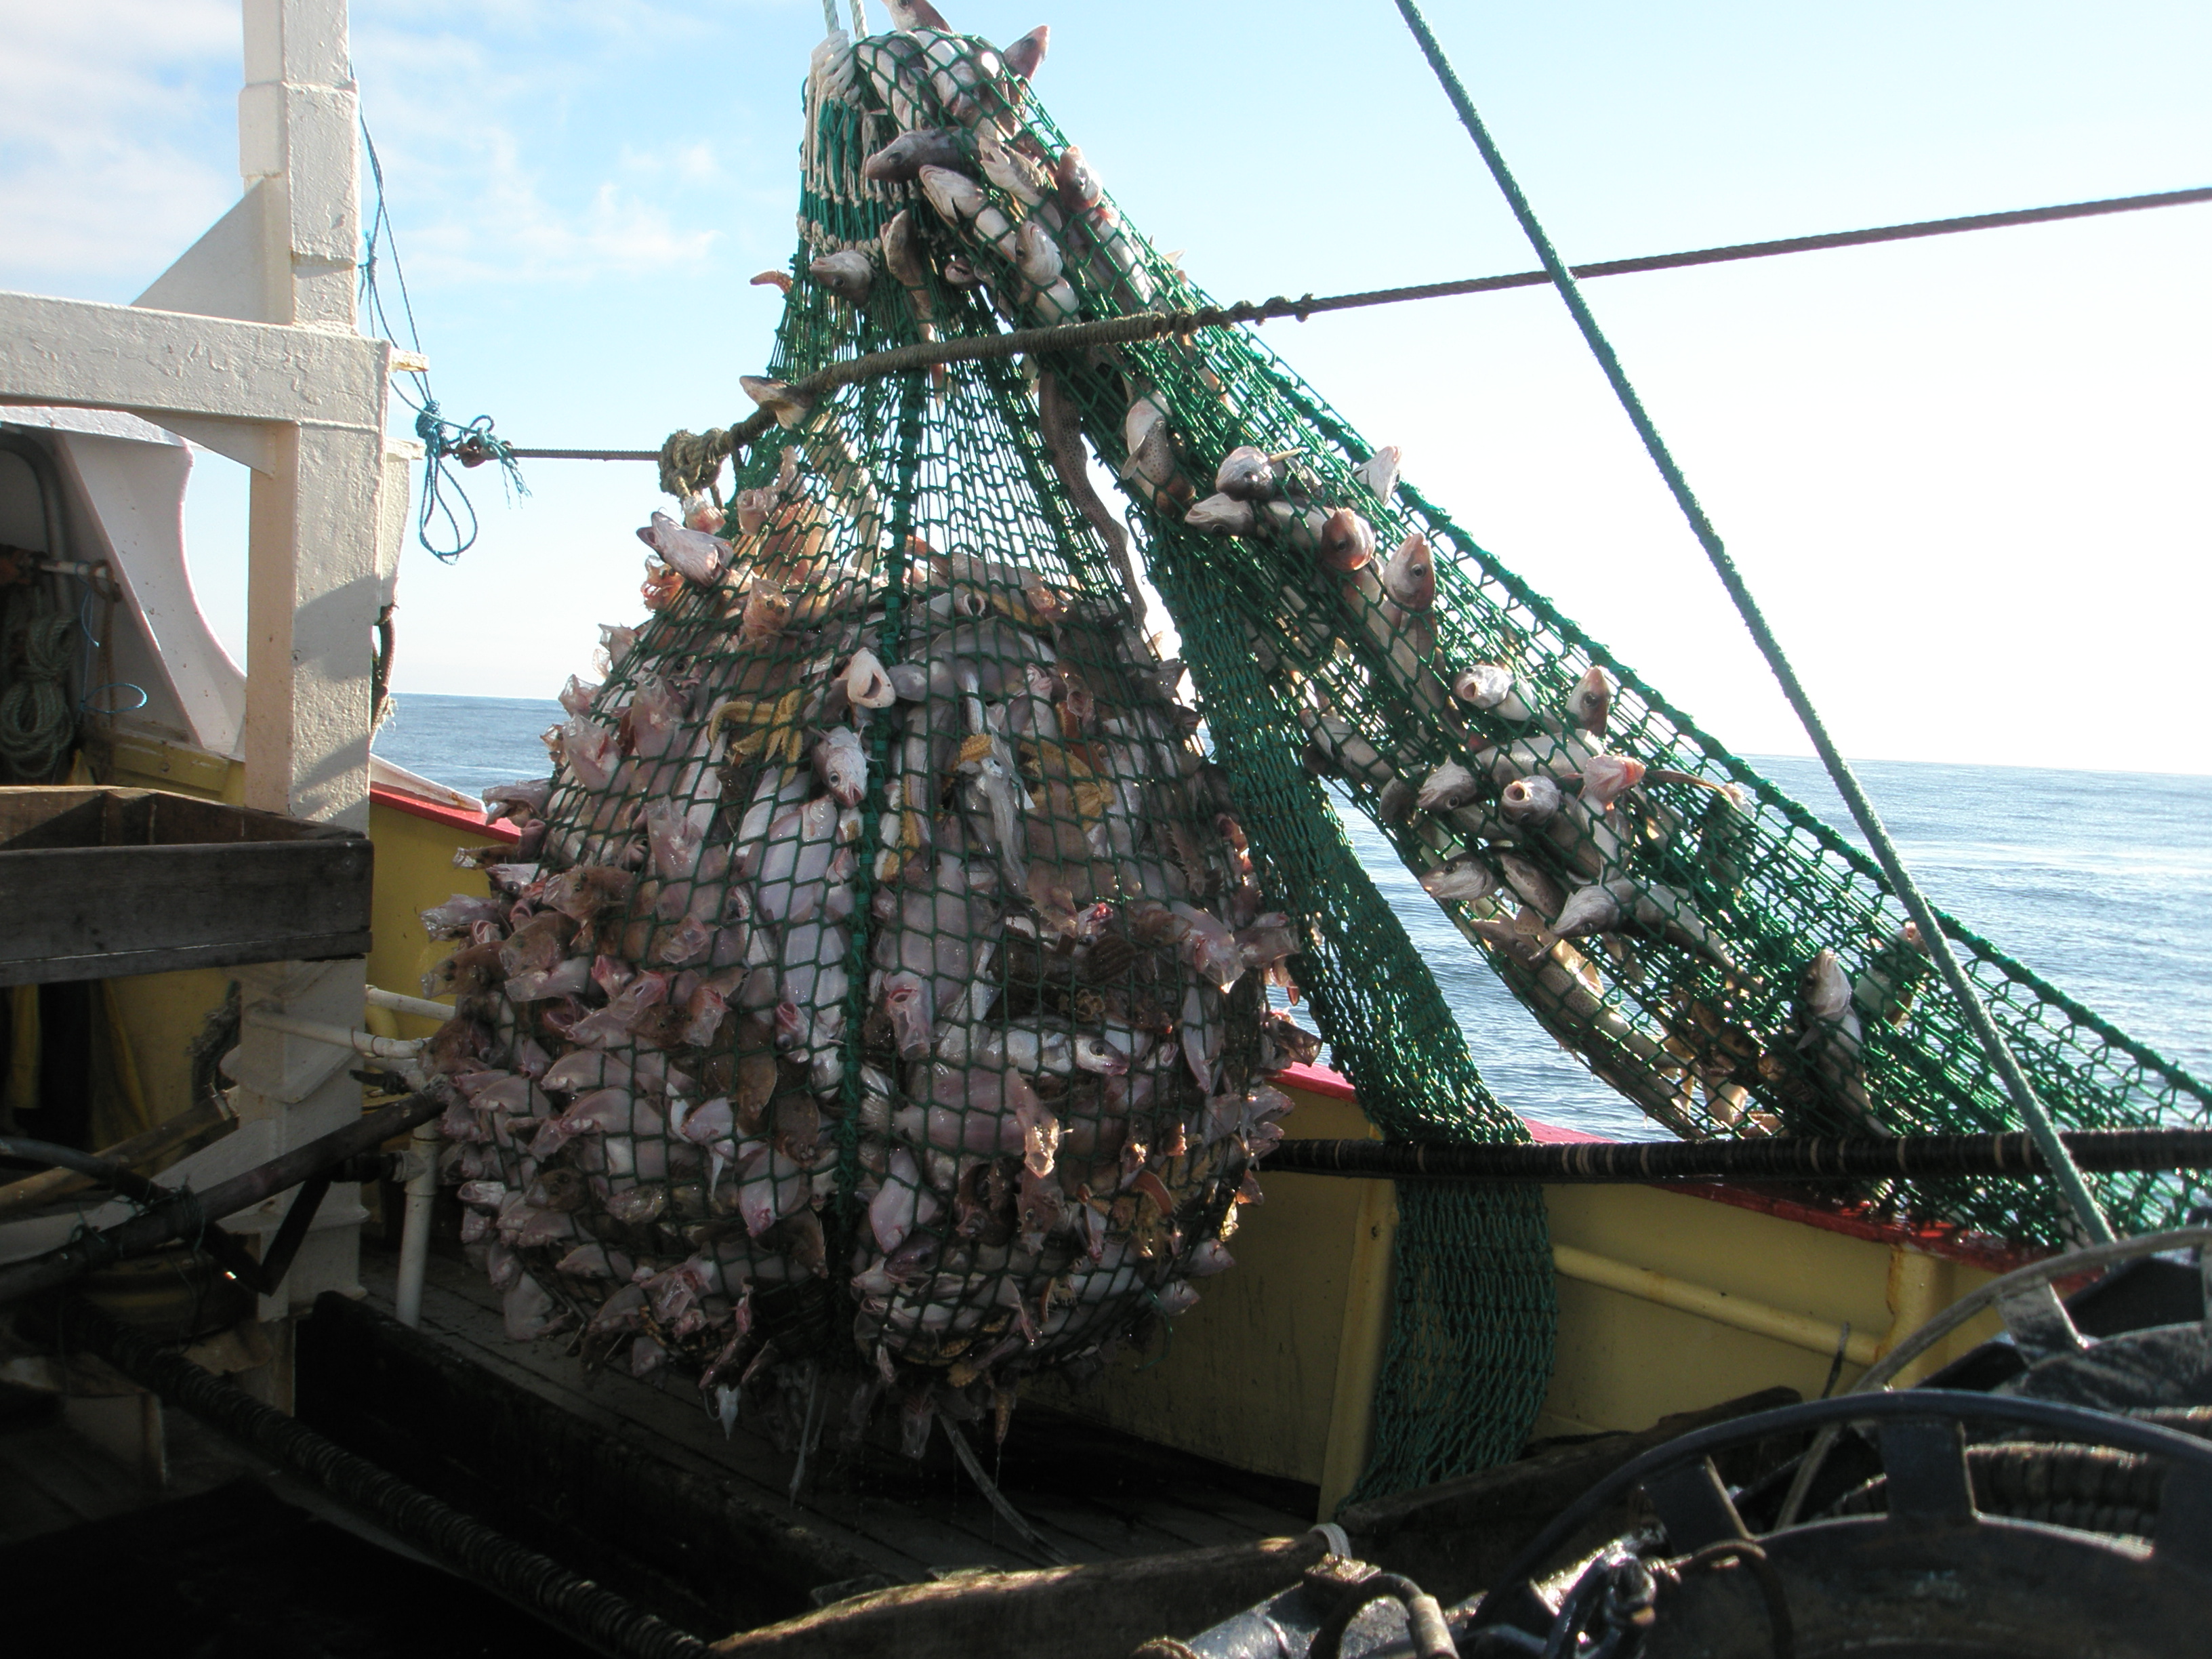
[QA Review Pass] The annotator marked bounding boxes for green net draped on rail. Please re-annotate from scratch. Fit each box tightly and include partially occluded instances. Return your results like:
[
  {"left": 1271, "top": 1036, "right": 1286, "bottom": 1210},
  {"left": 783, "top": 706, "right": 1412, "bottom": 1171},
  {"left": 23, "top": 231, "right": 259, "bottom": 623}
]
[
  {"left": 821, "top": 22, "right": 2212, "bottom": 1236},
  {"left": 757, "top": 18, "right": 2212, "bottom": 1492}
]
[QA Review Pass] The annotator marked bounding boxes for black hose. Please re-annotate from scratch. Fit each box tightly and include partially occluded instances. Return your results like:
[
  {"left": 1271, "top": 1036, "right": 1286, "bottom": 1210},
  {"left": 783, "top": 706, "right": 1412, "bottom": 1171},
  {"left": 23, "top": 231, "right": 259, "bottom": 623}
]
[
  {"left": 0, "top": 1137, "right": 152, "bottom": 1196},
  {"left": 1309, "top": 1571, "right": 1455, "bottom": 1659},
  {"left": 1260, "top": 1126, "right": 2212, "bottom": 1185},
  {"left": 1835, "top": 1441, "right": 2166, "bottom": 1536},
  {"left": 0, "top": 1089, "right": 444, "bottom": 1305},
  {"left": 60, "top": 1296, "right": 712, "bottom": 1659}
]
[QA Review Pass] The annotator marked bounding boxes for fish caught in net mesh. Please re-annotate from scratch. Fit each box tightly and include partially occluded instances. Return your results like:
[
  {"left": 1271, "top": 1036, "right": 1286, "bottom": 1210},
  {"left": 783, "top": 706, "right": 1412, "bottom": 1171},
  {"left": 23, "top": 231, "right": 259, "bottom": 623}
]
[
  {"left": 842, "top": 14, "right": 2212, "bottom": 1257},
  {"left": 417, "top": 3, "right": 2211, "bottom": 1504},
  {"left": 415, "top": 64, "right": 1318, "bottom": 1456}
]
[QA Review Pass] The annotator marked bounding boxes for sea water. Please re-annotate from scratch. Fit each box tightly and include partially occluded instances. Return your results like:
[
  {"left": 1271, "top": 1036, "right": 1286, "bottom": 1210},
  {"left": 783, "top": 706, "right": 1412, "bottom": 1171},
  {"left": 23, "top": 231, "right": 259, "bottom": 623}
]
[{"left": 376, "top": 693, "right": 2212, "bottom": 1140}]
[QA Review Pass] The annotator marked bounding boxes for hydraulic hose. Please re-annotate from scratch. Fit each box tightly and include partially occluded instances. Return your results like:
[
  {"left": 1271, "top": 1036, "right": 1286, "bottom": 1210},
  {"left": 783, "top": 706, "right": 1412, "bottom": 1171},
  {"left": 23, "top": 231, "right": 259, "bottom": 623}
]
[{"left": 0, "top": 1090, "right": 445, "bottom": 1305}]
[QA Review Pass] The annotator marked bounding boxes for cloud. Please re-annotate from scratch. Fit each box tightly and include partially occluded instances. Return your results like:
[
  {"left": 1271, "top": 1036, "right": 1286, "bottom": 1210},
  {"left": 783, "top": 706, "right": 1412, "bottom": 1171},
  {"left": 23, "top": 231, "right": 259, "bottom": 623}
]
[
  {"left": 378, "top": 126, "right": 721, "bottom": 286},
  {"left": 0, "top": 0, "right": 751, "bottom": 300},
  {"left": 0, "top": 0, "right": 239, "bottom": 295}
]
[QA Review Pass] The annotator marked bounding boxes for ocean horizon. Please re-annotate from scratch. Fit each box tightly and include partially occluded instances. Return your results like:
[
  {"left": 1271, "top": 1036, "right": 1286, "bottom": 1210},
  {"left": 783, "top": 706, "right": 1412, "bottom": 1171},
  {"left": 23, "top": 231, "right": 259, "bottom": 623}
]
[{"left": 376, "top": 691, "right": 2212, "bottom": 1141}]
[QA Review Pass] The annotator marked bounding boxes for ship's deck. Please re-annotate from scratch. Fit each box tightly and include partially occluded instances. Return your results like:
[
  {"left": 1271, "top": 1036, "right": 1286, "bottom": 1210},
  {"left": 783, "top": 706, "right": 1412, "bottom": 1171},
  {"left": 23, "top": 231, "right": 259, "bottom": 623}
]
[{"left": 301, "top": 1244, "right": 1318, "bottom": 1633}]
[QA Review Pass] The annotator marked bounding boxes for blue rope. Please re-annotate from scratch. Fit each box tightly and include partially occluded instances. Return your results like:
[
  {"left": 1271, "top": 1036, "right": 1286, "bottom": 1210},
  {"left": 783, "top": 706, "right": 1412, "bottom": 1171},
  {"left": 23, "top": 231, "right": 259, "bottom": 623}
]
[
  {"left": 413, "top": 401, "right": 529, "bottom": 564},
  {"left": 358, "top": 110, "right": 527, "bottom": 562},
  {"left": 1391, "top": 0, "right": 2113, "bottom": 1242}
]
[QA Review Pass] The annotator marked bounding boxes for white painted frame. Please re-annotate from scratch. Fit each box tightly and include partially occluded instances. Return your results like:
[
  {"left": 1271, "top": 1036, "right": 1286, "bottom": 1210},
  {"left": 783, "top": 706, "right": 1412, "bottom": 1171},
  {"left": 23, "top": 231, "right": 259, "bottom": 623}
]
[{"left": 0, "top": 0, "right": 396, "bottom": 1318}]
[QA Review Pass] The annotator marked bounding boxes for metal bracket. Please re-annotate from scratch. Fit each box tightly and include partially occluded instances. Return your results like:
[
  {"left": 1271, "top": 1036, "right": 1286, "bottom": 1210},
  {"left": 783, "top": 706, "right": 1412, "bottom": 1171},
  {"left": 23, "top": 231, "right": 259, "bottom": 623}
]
[
  {"left": 1877, "top": 1418, "right": 1977, "bottom": 1523},
  {"left": 1644, "top": 1458, "right": 1750, "bottom": 1552}
]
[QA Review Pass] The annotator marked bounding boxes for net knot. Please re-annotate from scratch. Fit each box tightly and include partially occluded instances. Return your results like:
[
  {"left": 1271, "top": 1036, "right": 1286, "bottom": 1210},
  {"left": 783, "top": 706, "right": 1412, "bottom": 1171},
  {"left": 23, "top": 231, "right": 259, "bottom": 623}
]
[{"left": 659, "top": 428, "right": 733, "bottom": 499}]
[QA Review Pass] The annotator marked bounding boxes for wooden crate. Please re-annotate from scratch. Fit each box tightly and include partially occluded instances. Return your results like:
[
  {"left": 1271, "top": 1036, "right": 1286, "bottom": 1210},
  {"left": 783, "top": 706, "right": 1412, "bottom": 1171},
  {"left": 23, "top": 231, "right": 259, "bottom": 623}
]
[{"left": 0, "top": 787, "right": 371, "bottom": 984}]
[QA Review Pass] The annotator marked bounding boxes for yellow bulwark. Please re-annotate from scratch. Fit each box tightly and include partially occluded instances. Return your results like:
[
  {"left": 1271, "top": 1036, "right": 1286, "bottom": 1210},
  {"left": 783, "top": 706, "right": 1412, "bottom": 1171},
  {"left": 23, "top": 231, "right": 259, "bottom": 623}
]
[
  {"left": 1038, "top": 1070, "right": 2014, "bottom": 1519},
  {"left": 82, "top": 740, "right": 2015, "bottom": 1523}
]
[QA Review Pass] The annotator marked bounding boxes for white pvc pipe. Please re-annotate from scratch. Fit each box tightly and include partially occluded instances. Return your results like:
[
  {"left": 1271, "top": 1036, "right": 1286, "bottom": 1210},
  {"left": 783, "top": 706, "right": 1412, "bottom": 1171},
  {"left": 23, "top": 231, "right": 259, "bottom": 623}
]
[
  {"left": 393, "top": 1120, "right": 441, "bottom": 1329},
  {"left": 245, "top": 1007, "right": 428, "bottom": 1061},
  {"left": 365, "top": 985, "right": 456, "bottom": 1023}
]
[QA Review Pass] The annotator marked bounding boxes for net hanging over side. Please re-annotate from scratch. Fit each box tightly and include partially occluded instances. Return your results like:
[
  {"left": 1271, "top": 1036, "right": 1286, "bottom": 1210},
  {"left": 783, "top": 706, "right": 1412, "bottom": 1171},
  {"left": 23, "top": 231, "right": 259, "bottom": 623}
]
[{"left": 793, "top": 14, "right": 2212, "bottom": 1494}]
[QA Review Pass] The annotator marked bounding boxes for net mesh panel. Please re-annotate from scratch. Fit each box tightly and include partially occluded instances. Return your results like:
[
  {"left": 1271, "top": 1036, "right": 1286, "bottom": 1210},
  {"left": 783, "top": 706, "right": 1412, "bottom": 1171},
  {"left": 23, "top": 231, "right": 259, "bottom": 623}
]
[
  {"left": 436, "top": 23, "right": 2212, "bottom": 1507},
  {"left": 848, "top": 30, "right": 2212, "bottom": 1237},
  {"left": 430, "top": 35, "right": 1294, "bottom": 1470},
  {"left": 821, "top": 24, "right": 2212, "bottom": 1492},
  {"left": 840, "top": 26, "right": 1553, "bottom": 1499}
]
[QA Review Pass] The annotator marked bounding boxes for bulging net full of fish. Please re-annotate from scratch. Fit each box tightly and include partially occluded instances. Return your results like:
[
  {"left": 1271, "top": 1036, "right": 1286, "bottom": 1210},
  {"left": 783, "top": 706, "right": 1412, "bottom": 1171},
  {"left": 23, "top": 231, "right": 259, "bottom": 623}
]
[
  {"left": 822, "top": 8, "right": 2211, "bottom": 1264},
  {"left": 417, "top": 105, "right": 1316, "bottom": 1459}
]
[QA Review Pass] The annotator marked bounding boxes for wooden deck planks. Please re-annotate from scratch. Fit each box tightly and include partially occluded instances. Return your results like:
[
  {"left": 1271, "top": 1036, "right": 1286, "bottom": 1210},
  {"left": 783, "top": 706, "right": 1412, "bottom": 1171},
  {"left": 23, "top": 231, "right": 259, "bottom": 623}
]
[{"left": 363, "top": 1251, "right": 1315, "bottom": 1595}]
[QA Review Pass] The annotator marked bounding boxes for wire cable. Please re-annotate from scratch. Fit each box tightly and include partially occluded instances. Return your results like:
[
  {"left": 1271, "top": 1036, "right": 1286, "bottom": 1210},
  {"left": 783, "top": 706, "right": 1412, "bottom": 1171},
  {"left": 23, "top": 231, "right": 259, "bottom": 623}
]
[{"left": 1390, "top": 0, "right": 2114, "bottom": 1242}]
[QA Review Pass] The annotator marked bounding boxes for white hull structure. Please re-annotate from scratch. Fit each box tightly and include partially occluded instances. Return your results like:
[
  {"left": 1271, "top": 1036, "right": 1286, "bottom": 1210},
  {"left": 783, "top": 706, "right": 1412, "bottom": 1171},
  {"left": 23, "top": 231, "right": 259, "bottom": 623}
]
[{"left": 0, "top": 0, "right": 409, "bottom": 1368}]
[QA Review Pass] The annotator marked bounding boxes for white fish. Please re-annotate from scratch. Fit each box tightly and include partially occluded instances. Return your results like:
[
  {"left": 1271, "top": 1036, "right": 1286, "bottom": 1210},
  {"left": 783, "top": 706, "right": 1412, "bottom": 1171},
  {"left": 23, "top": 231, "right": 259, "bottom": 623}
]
[
  {"left": 844, "top": 649, "right": 897, "bottom": 709},
  {"left": 740, "top": 376, "right": 815, "bottom": 429},
  {"left": 1183, "top": 493, "right": 1254, "bottom": 536},
  {"left": 813, "top": 726, "right": 868, "bottom": 808},
  {"left": 879, "top": 970, "right": 933, "bottom": 1059},
  {"left": 558, "top": 674, "right": 598, "bottom": 718},
  {"left": 1578, "top": 754, "right": 1645, "bottom": 812},
  {"left": 1317, "top": 508, "right": 1375, "bottom": 575},
  {"left": 1453, "top": 664, "right": 1533, "bottom": 722},
  {"left": 1419, "top": 857, "right": 1498, "bottom": 903},
  {"left": 1379, "top": 533, "right": 1435, "bottom": 611},
  {"left": 870, "top": 1148, "right": 941, "bottom": 1253},
  {"left": 503, "top": 1274, "right": 559, "bottom": 1342},
  {"left": 978, "top": 132, "right": 1052, "bottom": 206},
  {"left": 1214, "top": 445, "right": 1282, "bottom": 502},
  {"left": 421, "top": 894, "right": 504, "bottom": 939},
  {"left": 808, "top": 249, "right": 875, "bottom": 303},
  {"left": 861, "top": 127, "right": 969, "bottom": 184},
  {"left": 1566, "top": 665, "right": 1615, "bottom": 735},
  {"left": 1546, "top": 880, "right": 1635, "bottom": 943},
  {"left": 1500, "top": 775, "right": 1563, "bottom": 824},
  {"left": 753, "top": 796, "right": 845, "bottom": 924},
  {"left": 1002, "top": 22, "right": 1048, "bottom": 81},
  {"left": 1013, "top": 218, "right": 1063, "bottom": 286},
  {"left": 1416, "top": 760, "right": 1481, "bottom": 813},
  {"left": 1355, "top": 445, "right": 1401, "bottom": 504},
  {"left": 918, "top": 163, "right": 985, "bottom": 224},
  {"left": 1153, "top": 1280, "right": 1200, "bottom": 1316},
  {"left": 1799, "top": 947, "right": 1875, "bottom": 1128},
  {"left": 626, "top": 674, "right": 690, "bottom": 760},
  {"left": 636, "top": 512, "right": 731, "bottom": 585}
]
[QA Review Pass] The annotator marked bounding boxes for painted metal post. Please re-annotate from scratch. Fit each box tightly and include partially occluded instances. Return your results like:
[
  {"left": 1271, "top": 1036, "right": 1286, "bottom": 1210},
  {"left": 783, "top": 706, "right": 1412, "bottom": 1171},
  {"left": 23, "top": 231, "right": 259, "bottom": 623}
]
[{"left": 224, "top": 0, "right": 384, "bottom": 1330}]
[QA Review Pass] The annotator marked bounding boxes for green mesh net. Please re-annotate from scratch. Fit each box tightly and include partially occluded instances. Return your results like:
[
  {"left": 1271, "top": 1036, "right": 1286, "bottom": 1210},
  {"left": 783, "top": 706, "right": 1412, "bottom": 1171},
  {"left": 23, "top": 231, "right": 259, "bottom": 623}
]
[
  {"left": 429, "top": 18, "right": 2211, "bottom": 1509},
  {"left": 836, "top": 26, "right": 2212, "bottom": 1224},
  {"left": 421, "top": 29, "right": 1315, "bottom": 1480}
]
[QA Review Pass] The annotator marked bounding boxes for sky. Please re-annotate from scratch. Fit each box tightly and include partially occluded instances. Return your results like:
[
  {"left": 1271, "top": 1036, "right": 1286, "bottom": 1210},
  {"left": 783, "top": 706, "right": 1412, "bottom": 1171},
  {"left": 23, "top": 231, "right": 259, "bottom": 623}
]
[{"left": 3, "top": 0, "right": 2207, "bottom": 771}]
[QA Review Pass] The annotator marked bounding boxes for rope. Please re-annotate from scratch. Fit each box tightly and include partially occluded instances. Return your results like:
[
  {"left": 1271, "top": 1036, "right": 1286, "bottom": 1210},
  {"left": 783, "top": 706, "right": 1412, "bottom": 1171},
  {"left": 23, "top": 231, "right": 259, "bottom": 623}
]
[
  {"left": 413, "top": 400, "right": 529, "bottom": 562},
  {"left": 657, "top": 428, "right": 732, "bottom": 498},
  {"left": 0, "top": 586, "right": 77, "bottom": 780},
  {"left": 358, "top": 109, "right": 527, "bottom": 562},
  {"left": 1391, "top": 0, "right": 2114, "bottom": 1244},
  {"left": 1261, "top": 1126, "right": 2212, "bottom": 1184},
  {"left": 610, "top": 183, "right": 2212, "bottom": 486}
]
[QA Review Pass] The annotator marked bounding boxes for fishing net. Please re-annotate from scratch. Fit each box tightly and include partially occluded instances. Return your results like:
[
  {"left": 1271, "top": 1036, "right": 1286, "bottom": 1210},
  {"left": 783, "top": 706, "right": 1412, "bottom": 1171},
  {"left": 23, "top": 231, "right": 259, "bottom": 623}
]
[
  {"left": 428, "top": 16, "right": 2211, "bottom": 1508},
  {"left": 419, "top": 34, "right": 1310, "bottom": 1478},
  {"left": 838, "top": 24, "right": 2212, "bottom": 1222},
  {"left": 789, "top": 17, "right": 2208, "bottom": 1494}
]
